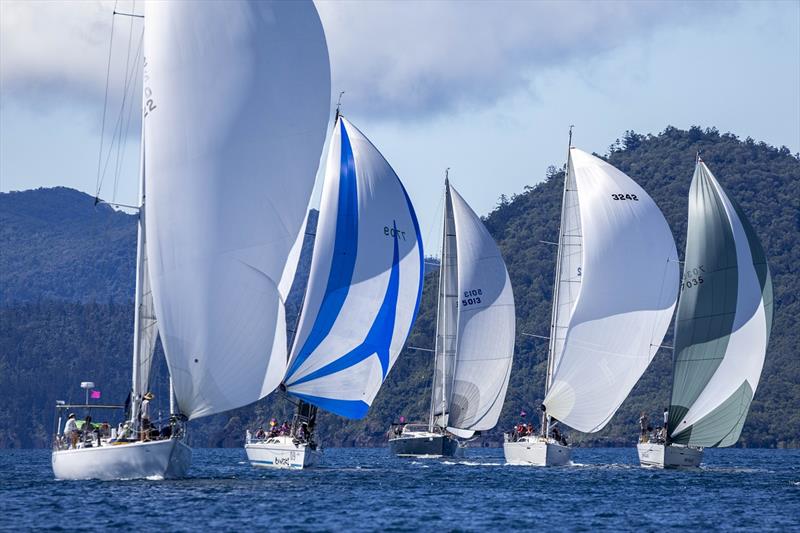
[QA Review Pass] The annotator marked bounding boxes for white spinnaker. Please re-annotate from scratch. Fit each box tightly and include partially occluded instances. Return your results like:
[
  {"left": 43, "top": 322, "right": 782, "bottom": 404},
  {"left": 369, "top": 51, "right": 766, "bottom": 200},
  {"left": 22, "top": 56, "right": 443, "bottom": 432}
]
[
  {"left": 143, "top": 0, "right": 330, "bottom": 419},
  {"left": 445, "top": 186, "right": 515, "bottom": 432},
  {"left": 543, "top": 148, "right": 679, "bottom": 433},
  {"left": 671, "top": 164, "right": 768, "bottom": 436},
  {"left": 283, "top": 117, "right": 424, "bottom": 419}
]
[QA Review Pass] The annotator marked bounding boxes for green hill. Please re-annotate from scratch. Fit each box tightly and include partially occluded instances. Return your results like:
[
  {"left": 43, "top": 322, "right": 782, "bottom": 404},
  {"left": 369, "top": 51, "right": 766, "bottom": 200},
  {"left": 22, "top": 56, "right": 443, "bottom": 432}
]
[{"left": 0, "top": 126, "right": 797, "bottom": 448}]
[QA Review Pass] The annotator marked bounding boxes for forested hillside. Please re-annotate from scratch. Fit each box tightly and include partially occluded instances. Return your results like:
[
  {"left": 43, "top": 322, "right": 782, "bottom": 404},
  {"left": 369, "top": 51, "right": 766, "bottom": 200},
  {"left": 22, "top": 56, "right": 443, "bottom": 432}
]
[{"left": 1, "top": 126, "right": 797, "bottom": 449}]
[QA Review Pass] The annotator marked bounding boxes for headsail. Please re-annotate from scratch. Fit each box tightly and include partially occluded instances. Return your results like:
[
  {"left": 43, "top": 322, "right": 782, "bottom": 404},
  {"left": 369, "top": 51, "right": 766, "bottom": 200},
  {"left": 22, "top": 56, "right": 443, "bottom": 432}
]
[
  {"left": 543, "top": 148, "right": 679, "bottom": 433},
  {"left": 143, "top": 0, "right": 331, "bottom": 419},
  {"left": 445, "top": 185, "right": 515, "bottom": 433},
  {"left": 668, "top": 161, "right": 772, "bottom": 447},
  {"left": 283, "top": 117, "right": 424, "bottom": 419}
]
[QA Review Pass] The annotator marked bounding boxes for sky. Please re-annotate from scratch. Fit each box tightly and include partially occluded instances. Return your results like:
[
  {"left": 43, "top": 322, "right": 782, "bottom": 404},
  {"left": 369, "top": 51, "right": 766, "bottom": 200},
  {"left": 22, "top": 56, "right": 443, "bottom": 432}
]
[{"left": 1, "top": 0, "right": 798, "bottom": 243}]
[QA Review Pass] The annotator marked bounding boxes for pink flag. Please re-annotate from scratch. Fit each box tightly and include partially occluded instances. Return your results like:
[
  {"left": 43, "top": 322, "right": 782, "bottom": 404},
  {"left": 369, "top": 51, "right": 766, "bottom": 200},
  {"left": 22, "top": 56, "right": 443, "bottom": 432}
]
[{"left": 90, "top": 390, "right": 101, "bottom": 399}]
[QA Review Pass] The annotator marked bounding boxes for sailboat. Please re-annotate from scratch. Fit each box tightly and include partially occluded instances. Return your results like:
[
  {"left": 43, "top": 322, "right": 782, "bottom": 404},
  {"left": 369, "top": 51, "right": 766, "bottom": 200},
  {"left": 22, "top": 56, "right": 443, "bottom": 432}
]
[
  {"left": 244, "top": 112, "right": 425, "bottom": 469},
  {"left": 504, "top": 140, "right": 679, "bottom": 466},
  {"left": 52, "top": 0, "right": 331, "bottom": 480},
  {"left": 638, "top": 158, "right": 772, "bottom": 468},
  {"left": 388, "top": 173, "right": 516, "bottom": 457}
]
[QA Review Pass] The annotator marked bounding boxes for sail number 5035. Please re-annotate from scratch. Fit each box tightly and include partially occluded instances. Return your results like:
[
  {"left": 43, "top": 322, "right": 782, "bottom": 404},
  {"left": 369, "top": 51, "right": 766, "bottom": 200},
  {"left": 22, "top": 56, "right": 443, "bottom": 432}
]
[{"left": 384, "top": 226, "right": 407, "bottom": 241}]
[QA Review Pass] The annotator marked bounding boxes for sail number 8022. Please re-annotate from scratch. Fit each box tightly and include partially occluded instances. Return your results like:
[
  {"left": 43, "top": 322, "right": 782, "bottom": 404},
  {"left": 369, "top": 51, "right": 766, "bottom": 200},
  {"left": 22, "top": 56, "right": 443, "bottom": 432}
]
[{"left": 462, "top": 288, "right": 483, "bottom": 307}]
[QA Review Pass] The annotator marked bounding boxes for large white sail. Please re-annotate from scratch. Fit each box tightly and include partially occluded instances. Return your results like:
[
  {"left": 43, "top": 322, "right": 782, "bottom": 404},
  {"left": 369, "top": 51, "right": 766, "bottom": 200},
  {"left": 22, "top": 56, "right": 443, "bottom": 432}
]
[
  {"left": 668, "top": 161, "right": 772, "bottom": 447},
  {"left": 445, "top": 185, "right": 515, "bottom": 433},
  {"left": 543, "top": 148, "right": 679, "bottom": 433},
  {"left": 143, "top": 0, "right": 331, "bottom": 419},
  {"left": 283, "top": 117, "right": 424, "bottom": 418}
]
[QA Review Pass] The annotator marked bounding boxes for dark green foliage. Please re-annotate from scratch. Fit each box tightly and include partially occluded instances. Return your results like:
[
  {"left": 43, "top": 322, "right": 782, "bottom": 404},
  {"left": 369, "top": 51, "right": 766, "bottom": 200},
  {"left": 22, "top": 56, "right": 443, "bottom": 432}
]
[{"left": 0, "top": 127, "right": 797, "bottom": 448}]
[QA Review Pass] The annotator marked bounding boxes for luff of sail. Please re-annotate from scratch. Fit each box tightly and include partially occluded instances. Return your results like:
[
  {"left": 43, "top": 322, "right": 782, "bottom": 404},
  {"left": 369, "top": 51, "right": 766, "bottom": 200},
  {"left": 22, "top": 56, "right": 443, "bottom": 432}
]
[
  {"left": 283, "top": 117, "right": 424, "bottom": 418},
  {"left": 668, "top": 161, "right": 772, "bottom": 447},
  {"left": 143, "top": 0, "right": 331, "bottom": 419},
  {"left": 543, "top": 148, "right": 679, "bottom": 433},
  {"left": 444, "top": 185, "right": 515, "bottom": 433}
]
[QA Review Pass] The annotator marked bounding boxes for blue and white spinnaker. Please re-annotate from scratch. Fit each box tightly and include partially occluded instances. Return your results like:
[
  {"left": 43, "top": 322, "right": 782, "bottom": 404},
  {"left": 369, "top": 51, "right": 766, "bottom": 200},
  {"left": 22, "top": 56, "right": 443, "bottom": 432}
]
[{"left": 283, "top": 116, "right": 424, "bottom": 418}]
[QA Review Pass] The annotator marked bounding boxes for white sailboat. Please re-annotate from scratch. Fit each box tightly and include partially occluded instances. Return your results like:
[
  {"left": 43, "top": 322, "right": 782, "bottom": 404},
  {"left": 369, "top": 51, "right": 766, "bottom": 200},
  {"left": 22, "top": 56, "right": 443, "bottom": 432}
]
[
  {"left": 245, "top": 112, "right": 425, "bottom": 469},
  {"left": 505, "top": 138, "right": 679, "bottom": 466},
  {"left": 638, "top": 158, "right": 772, "bottom": 468},
  {"left": 52, "top": 0, "right": 331, "bottom": 480},
  {"left": 389, "top": 173, "right": 516, "bottom": 458}
]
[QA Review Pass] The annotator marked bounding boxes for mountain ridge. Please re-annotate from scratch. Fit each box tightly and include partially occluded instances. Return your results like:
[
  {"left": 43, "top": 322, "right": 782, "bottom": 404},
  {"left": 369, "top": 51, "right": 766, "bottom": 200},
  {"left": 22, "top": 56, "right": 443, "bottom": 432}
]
[{"left": 1, "top": 125, "right": 797, "bottom": 449}]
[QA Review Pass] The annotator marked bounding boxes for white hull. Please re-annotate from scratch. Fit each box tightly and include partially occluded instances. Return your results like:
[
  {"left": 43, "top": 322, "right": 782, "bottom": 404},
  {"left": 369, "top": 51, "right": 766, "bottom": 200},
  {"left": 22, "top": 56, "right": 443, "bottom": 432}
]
[
  {"left": 503, "top": 437, "right": 571, "bottom": 466},
  {"left": 245, "top": 436, "right": 320, "bottom": 469},
  {"left": 637, "top": 442, "right": 703, "bottom": 468},
  {"left": 52, "top": 438, "right": 191, "bottom": 480}
]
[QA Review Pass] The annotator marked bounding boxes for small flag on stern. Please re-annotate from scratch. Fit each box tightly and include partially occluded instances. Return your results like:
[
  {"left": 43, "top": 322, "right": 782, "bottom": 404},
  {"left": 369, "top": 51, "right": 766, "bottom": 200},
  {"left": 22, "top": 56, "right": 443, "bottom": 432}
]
[{"left": 90, "top": 390, "right": 101, "bottom": 399}]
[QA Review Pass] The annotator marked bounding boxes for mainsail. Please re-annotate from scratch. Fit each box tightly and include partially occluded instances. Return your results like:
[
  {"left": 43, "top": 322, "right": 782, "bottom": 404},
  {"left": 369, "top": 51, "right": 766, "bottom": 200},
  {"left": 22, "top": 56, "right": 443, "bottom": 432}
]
[
  {"left": 143, "top": 0, "right": 331, "bottom": 419},
  {"left": 131, "top": 202, "right": 158, "bottom": 412},
  {"left": 445, "top": 185, "right": 516, "bottom": 433},
  {"left": 543, "top": 148, "right": 679, "bottom": 433},
  {"left": 668, "top": 161, "right": 772, "bottom": 447},
  {"left": 282, "top": 117, "right": 424, "bottom": 418},
  {"left": 430, "top": 181, "right": 459, "bottom": 428}
]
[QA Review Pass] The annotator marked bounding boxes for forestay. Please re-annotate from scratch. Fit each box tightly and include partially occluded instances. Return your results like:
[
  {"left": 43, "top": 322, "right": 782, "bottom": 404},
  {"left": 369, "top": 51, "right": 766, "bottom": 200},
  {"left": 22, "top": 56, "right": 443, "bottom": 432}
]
[
  {"left": 445, "top": 185, "right": 515, "bottom": 433},
  {"left": 283, "top": 117, "right": 424, "bottom": 419},
  {"left": 543, "top": 148, "right": 679, "bottom": 433},
  {"left": 143, "top": 0, "right": 331, "bottom": 419},
  {"left": 668, "top": 161, "right": 772, "bottom": 447}
]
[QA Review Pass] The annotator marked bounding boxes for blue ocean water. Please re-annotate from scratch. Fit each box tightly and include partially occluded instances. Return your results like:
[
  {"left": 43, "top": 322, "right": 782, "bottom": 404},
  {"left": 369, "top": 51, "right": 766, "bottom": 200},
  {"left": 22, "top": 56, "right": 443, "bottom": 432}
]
[{"left": 1, "top": 447, "right": 798, "bottom": 531}]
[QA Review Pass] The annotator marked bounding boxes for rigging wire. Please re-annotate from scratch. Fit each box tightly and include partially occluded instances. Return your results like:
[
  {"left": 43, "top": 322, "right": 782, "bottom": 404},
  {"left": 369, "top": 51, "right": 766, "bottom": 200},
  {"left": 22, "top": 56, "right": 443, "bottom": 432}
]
[
  {"left": 423, "top": 180, "right": 446, "bottom": 262},
  {"left": 94, "top": 0, "right": 119, "bottom": 200},
  {"left": 112, "top": 1, "right": 141, "bottom": 204},
  {"left": 97, "top": 29, "right": 143, "bottom": 202}
]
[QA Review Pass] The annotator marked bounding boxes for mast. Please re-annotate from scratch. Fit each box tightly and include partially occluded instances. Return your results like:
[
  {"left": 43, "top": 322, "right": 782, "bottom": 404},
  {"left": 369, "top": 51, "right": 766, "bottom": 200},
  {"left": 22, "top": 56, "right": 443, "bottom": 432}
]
[
  {"left": 544, "top": 126, "right": 574, "bottom": 436},
  {"left": 129, "top": 97, "right": 147, "bottom": 425},
  {"left": 429, "top": 170, "right": 451, "bottom": 432}
]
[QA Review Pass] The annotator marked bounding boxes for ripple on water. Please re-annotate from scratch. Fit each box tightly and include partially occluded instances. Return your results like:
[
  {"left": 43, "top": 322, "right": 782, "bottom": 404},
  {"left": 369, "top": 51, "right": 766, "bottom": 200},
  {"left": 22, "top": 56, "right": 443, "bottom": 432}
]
[{"left": 0, "top": 448, "right": 798, "bottom": 530}]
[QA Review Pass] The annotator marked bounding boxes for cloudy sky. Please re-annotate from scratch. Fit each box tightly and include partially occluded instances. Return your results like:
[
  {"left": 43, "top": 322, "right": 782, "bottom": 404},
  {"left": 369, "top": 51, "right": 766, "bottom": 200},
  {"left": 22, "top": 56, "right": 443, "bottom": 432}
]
[{"left": 1, "top": 0, "right": 798, "bottom": 242}]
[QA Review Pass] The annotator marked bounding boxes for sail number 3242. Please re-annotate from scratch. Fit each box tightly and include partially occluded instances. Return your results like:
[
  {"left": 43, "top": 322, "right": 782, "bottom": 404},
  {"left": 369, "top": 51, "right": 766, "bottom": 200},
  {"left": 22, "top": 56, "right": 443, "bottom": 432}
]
[{"left": 611, "top": 193, "right": 639, "bottom": 201}]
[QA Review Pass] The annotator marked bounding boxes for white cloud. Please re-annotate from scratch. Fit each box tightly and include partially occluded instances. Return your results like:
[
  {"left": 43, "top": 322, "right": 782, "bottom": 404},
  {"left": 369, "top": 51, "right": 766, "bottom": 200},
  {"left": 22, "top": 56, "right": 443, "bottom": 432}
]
[
  {"left": 1, "top": 0, "right": 731, "bottom": 118},
  {"left": 316, "top": 0, "right": 729, "bottom": 118}
]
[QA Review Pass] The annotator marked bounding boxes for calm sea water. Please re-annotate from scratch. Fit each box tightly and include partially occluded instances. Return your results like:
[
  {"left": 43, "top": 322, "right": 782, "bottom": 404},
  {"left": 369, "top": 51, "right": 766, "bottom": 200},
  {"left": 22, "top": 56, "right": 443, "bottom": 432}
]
[{"left": 1, "top": 447, "right": 798, "bottom": 531}]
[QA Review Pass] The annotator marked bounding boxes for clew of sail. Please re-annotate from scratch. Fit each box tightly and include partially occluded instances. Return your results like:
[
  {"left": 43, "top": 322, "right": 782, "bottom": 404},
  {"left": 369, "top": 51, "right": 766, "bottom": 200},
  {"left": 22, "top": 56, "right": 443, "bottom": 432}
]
[
  {"left": 543, "top": 148, "right": 679, "bottom": 433},
  {"left": 283, "top": 117, "right": 424, "bottom": 419},
  {"left": 444, "top": 185, "right": 515, "bottom": 433},
  {"left": 143, "top": 0, "right": 331, "bottom": 420},
  {"left": 668, "top": 162, "right": 772, "bottom": 447}
]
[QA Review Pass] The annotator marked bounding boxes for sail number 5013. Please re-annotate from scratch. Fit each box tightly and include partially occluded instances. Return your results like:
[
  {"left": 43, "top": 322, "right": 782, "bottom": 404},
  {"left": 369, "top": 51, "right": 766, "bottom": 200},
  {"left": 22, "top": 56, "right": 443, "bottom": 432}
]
[{"left": 462, "top": 289, "right": 483, "bottom": 307}]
